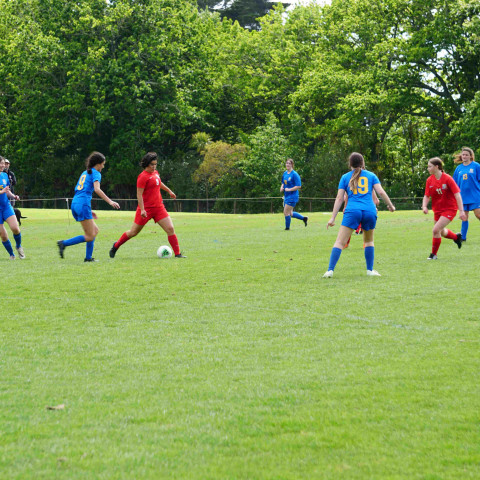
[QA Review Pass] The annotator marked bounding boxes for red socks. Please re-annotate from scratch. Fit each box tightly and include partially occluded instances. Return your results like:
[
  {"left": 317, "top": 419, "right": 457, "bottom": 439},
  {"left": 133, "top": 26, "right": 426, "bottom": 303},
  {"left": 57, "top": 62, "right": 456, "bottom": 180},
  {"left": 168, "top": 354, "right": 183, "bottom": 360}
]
[
  {"left": 168, "top": 235, "right": 180, "bottom": 255},
  {"left": 444, "top": 229, "right": 457, "bottom": 241},
  {"left": 114, "top": 232, "right": 130, "bottom": 249},
  {"left": 432, "top": 237, "right": 442, "bottom": 255}
]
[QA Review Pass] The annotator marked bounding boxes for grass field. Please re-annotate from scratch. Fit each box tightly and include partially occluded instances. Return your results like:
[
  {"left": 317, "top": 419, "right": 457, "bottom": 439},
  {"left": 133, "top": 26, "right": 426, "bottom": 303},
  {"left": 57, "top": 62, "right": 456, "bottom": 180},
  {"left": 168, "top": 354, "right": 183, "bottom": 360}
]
[{"left": 2, "top": 208, "right": 479, "bottom": 479}]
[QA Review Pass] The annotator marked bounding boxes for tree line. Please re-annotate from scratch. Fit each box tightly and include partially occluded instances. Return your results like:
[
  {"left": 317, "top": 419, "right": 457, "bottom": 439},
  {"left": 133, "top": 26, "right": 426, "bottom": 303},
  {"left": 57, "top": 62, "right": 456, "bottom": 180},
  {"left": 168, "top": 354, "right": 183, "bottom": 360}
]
[{"left": 0, "top": 0, "right": 479, "bottom": 207}]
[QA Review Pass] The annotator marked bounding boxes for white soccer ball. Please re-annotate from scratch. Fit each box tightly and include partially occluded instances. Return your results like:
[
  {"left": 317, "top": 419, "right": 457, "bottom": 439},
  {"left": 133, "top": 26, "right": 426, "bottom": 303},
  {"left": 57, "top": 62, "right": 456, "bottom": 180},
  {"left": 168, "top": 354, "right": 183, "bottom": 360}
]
[{"left": 157, "top": 245, "right": 173, "bottom": 259}]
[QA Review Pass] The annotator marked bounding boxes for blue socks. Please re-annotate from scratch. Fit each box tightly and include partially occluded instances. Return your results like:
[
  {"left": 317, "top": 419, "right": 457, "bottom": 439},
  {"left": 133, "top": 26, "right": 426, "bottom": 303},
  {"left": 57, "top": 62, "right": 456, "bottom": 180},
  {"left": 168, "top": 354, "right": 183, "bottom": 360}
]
[
  {"left": 2, "top": 240, "right": 14, "bottom": 256},
  {"left": 292, "top": 212, "right": 304, "bottom": 221},
  {"left": 13, "top": 232, "right": 22, "bottom": 249},
  {"left": 365, "top": 246, "right": 375, "bottom": 271},
  {"left": 285, "top": 216, "right": 291, "bottom": 229},
  {"left": 85, "top": 240, "right": 95, "bottom": 260},
  {"left": 63, "top": 235, "right": 86, "bottom": 247},
  {"left": 461, "top": 220, "right": 469, "bottom": 241},
  {"left": 328, "top": 247, "right": 342, "bottom": 271}
]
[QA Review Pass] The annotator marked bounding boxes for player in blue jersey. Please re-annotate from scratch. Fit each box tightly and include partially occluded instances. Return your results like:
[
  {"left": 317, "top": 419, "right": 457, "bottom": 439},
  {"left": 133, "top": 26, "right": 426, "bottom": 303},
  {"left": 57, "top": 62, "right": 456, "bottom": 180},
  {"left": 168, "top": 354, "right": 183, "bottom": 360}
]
[
  {"left": 0, "top": 156, "right": 25, "bottom": 259},
  {"left": 322, "top": 152, "right": 395, "bottom": 278},
  {"left": 57, "top": 152, "right": 120, "bottom": 262},
  {"left": 453, "top": 147, "right": 480, "bottom": 243},
  {"left": 280, "top": 159, "right": 308, "bottom": 230}
]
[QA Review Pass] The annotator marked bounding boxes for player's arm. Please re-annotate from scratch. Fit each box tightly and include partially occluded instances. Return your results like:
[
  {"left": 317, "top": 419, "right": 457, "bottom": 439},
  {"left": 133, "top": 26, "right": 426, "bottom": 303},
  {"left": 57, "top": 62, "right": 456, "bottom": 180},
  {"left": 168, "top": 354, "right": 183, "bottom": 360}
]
[
  {"left": 454, "top": 192, "right": 467, "bottom": 221},
  {"left": 160, "top": 182, "right": 176, "bottom": 199},
  {"left": 421, "top": 195, "right": 430, "bottom": 214},
  {"left": 286, "top": 173, "right": 302, "bottom": 193},
  {"left": 93, "top": 181, "right": 120, "bottom": 209},
  {"left": 136, "top": 187, "right": 147, "bottom": 217},
  {"left": 373, "top": 184, "right": 395, "bottom": 212},
  {"left": 372, "top": 189, "right": 380, "bottom": 206},
  {"left": 327, "top": 188, "right": 346, "bottom": 229}
]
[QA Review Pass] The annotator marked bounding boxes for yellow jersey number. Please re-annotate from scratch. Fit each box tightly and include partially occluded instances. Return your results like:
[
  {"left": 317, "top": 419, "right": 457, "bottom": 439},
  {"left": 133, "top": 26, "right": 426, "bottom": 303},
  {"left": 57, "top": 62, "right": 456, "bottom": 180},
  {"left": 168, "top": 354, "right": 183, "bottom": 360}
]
[
  {"left": 352, "top": 176, "right": 369, "bottom": 195},
  {"left": 77, "top": 174, "right": 87, "bottom": 191}
]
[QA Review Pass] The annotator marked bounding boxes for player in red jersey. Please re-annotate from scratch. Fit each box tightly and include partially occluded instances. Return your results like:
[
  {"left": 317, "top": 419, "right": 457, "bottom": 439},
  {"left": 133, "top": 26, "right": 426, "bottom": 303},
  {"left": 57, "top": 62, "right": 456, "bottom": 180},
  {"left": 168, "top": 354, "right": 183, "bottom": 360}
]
[
  {"left": 422, "top": 157, "right": 466, "bottom": 260},
  {"left": 109, "top": 152, "right": 185, "bottom": 258}
]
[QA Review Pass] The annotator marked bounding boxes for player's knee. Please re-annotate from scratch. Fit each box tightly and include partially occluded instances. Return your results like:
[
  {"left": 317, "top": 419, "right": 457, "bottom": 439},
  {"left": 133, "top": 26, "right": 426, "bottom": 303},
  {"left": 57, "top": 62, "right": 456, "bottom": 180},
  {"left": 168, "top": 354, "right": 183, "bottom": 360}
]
[{"left": 0, "top": 232, "right": 7, "bottom": 242}]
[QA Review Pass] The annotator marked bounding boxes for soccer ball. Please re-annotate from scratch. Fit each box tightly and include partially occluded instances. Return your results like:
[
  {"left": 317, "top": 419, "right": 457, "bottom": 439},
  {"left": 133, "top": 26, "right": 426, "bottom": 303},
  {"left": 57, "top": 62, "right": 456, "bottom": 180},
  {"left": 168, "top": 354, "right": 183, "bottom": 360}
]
[{"left": 157, "top": 245, "right": 173, "bottom": 259}]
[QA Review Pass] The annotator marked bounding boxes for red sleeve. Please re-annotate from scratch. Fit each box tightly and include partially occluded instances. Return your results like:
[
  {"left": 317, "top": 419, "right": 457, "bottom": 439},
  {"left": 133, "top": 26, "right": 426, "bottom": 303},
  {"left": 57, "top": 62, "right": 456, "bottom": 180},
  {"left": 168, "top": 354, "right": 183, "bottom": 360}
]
[
  {"left": 424, "top": 177, "right": 431, "bottom": 196},
  {"left": 446, "top": 174, "right": 460, "bottom": 194},
  {"left": 137, "top": 172, "right": 147, "bottom": 189}
]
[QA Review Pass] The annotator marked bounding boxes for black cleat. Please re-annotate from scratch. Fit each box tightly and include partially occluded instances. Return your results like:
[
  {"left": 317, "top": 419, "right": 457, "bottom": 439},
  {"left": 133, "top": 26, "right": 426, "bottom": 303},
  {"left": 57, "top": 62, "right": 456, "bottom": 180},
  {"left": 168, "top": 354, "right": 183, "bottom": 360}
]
[
  {"left": 109, "top": 243, "right": 118, "bottom": 258},
  {"left": 175, "top": 253, "right": 186, "bottom": 258},
  {"left": 84, "top": 257, "right": 98, "bottom": 262},
  {"left": 303, "top": 216, "right": 308, "bottom": 227},
  {"left": 427, "top": 253, "right": 438, "bottom": 260},
  {"left": 57, "top": 240, "right": 65, "bottom": 259},
  {"left": 454, "top": 233, "right": 462, "bottom": 249},
  {"left": 284, "top": 228, "right": 290, "bottom": 230},
  {"left": 456, "top": 233, "right": 466, "bottom": 243}
]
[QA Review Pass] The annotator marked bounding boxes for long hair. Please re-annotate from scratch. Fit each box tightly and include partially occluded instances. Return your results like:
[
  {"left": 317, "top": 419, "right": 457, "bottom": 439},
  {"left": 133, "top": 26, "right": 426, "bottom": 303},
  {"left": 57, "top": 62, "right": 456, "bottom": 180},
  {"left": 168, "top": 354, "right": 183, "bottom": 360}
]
[
  {"left": 86, "top": 151, "right": 105, "bottom": 174},
  {"left": 140, "top": 152, "right": 158, "bottom": 169},
  {"left": 348, "top": 152, "right": 365, "bottom": 192},
  {"left": 286, "top": 158, "right": 294, "bottom": 168},
  {"left": 429, "top": 157, "right": 444, "bottom": 171},
  {"left": 454, "top": 146, "right": 475, "bottom": 164}
]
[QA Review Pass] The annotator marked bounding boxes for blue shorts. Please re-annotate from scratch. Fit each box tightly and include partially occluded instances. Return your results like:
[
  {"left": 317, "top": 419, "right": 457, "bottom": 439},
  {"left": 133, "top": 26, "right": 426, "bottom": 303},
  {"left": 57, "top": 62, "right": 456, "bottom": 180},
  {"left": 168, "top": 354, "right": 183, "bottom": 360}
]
[
  {"left": 0, "top": 204, "right": 15, "bottom": 224},
  {"left": 463, "top": 202, "right": 480, "bottom": 212},
  {"left": 71, "top": 202, "right": 93, "bottom": 222},
  {"left": 342, "top": 210, "right": 377, "bottom": 230},
  {"left": 284, "top": 199, "right": 297, "bottom": 207}
]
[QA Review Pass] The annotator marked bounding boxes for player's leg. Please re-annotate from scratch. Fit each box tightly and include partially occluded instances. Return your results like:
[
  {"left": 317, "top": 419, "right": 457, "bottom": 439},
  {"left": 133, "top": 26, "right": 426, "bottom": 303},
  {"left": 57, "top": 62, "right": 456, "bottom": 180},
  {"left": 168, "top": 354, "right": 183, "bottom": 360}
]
[
  {"left": 110, "top": 210, "right": 147, "bottom": 258},
  {"left": 439, "top": 216, "right": 462, "bottom": 248},
  {"left": 460, "top": 209, "right": 469, "bottom": 242},
  {"left": 323, "top": 226, "right": 354, "bottom": 277},
  {"left": 4, "top": 213, "right": 24, "bottom": 259},
  {"left": 157, "top": 215, "right": 184, "bottom": 257},
  {"left": 283, "top": 204, "right": 293, "bottom": 230},
  {"left": 361, "top": 212, "right": 379, "bottom": 275},
  {"left": 291, "top": 208, "right": 307, "bottom": 226},
  {"left": 430, "top": 216, "right": 452, "bottom": 258},
  {"left": 80, "top": 219, "right": 99, "bottom": 261},
  {"left": 0, "top": 222, "right": 15, "bottom": 259}
]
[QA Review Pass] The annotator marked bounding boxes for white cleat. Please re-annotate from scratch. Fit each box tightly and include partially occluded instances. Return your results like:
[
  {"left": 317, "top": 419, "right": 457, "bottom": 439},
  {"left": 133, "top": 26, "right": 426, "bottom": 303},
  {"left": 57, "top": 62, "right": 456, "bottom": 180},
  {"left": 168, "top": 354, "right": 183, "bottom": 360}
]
[
  {"left": 322, "top": 270, "right": 334, "bottom": 278},
  {"left": 367, "top": 269, "right": 381, "bottom": 276},
  {"left": 9, "top": 255, "right": 16, "bottom": 260},
  {"left": 16, "top": 246, "right": 25, "bottom": 259}
]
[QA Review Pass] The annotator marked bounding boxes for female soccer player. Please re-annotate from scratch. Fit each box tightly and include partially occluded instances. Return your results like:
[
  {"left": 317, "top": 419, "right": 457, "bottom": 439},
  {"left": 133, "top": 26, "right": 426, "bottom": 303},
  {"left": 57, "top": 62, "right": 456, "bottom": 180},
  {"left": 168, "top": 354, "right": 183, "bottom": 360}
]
[
  {"left": 323, "top": 152, "right": 395, "bottom": 278},
  {"left": 453, "top": 147, "right": 480, "bottom": 242},
  {"left": 281, "top": 158, "right": 308, "bottom": 230},
  {"left": 57, "top": 152, "right": 120, "bottom": 261},
  {"left": 109, "top": 152, "right": 185, "bottom": 258},
  {"left": 423, "top": 157, "right": 466, "bottom": 259},
  {"left": 0, "top": 156, "right": 25, "bottom": 259}
]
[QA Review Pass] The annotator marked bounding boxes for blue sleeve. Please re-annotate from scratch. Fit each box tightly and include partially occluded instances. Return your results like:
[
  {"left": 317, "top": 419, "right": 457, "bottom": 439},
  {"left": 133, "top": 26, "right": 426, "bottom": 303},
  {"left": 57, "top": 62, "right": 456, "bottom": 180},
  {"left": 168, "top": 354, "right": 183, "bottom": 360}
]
[
  {"left": 293, "top": 171, "right": 301, "bottom": 187},
  {"left": 92, "top": 170, "right": 101, "bottom": 184},
  {"left": 338, "top": 175, "right": 347, "bottom": 191},
  {"left": 453, "top": 166, "right": 460, "bottom": 185},
  {"left": 371, "top": 173, "right": 380, "bottom": 187},
  {"left": 476, "top": 163, "right": 480, "bottom": 182}
]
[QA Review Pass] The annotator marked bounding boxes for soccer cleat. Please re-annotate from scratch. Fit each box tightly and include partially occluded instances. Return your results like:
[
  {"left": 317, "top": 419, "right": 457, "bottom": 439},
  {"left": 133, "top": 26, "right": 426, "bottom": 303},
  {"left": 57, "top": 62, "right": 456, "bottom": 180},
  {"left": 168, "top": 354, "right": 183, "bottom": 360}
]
[
  {"left": 109, "top": 243, "right": 118, "bottom": 258},
  {"left": 84, "top": 257, "right": 98, "bottom": 262},
  {"left": 57, "top": 240, "right": 65, "bottom": 259},
  {"left": 427, "top": 253, "right": 438, "bottom": 260},
  {"left": 303, "top": 216, "right": 308, "bottom": 227},
  {"left": 284, "top": 228, "right": 290, "bottom": 230},
  {"left": 322, "top": 270, "right": 333, "bottom": 278},
  {"left": 16, "top": 246, "right": 25, "bottom": 259},
  {"left": 454, "top": 233, "right": 462, "bottom": 249},
  {"left": 9, "top": 255, "right": 15, "bottom": 260},
  {"left": 175, "top": 253, "right": 186, "bottom": 258},
  {"left": 367, "top": 269, "right": 381, "bottom": 276}
]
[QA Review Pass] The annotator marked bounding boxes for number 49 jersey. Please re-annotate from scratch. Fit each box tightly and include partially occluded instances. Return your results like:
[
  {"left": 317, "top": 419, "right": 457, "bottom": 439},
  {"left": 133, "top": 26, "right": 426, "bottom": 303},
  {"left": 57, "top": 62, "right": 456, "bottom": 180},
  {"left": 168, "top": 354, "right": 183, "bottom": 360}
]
[
  {"left": 73, "top": 169, "right": 102, "bottom": 204},
  {"left": 425, "top": 172, "right": 460, "bottom": 213},
  {"left": 339, "top": 169, "right": 380, "bottom": 213}
]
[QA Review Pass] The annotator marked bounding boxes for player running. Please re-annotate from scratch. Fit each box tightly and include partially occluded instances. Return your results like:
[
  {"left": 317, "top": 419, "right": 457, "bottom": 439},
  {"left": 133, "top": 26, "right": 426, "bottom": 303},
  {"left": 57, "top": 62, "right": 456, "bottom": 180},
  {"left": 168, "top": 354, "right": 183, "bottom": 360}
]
[
  {"left": 322, "top": 152, "right": 395, "bottom": 278},
  {"left": 0, "top": 156, "right": 25, "bottom": 259},
  {"left": 109, "top": 152, "right": 185, "bottom": 258},
  {"left": 452, "top": 147, "right": 480, "bottom": 243},
  {"left": 422, "top": 157, "right": 466, "bottom": 260},
  {"left": 281, "top": 159, "right": 308, "bottom": 230},
  {"left": 57, "top": 152, "right": 120, "bottom": 262}
]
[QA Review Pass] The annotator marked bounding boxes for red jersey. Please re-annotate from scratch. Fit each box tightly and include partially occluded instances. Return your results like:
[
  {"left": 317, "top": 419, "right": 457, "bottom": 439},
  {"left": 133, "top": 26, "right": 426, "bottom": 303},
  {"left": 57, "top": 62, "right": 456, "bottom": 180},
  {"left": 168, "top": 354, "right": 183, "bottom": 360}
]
[
  {"left": 137, "top": 170, "right": 163, "bottom": 208},
  {"left": 425, "top": 172, "right": 460, "bottom": 213}
]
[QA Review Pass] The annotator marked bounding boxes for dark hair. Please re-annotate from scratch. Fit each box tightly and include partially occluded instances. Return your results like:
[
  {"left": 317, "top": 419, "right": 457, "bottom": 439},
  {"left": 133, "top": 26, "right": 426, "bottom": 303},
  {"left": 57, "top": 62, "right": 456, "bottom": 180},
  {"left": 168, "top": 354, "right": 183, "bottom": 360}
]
[
  {"left": 86, "top": 151, "right": 105, "bottom": 174},
  {"left": 348, "top": 152, "right": 365, "bottom": 192},
  {"left": 429, "top": 157, "right": 444, "bottom": 171},
  {"left": 140, "top": 152, "right": 158, "bottom": 169}
]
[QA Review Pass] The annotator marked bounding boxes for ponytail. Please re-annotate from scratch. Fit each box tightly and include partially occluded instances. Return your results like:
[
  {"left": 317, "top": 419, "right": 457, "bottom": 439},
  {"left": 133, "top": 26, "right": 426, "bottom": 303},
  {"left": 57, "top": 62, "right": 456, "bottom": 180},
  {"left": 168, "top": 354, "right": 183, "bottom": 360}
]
[
  {"left": 86, "top": 151, "right": 106, "bottom": 174},
  {"left": 347, "top": 152, "right": 365, "bottom": 192}
]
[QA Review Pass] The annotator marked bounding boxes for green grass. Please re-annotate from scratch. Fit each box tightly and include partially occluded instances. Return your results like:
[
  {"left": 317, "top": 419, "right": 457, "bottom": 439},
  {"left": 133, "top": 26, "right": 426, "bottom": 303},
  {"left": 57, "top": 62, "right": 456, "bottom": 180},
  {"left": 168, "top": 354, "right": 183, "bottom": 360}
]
[{"left": 2, "top": 209, "right": 479, "bottom": 479}]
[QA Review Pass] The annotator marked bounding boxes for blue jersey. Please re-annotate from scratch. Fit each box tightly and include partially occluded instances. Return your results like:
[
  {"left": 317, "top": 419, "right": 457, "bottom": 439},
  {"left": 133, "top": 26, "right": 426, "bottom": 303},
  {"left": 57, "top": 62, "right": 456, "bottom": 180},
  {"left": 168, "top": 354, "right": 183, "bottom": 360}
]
[
  {"left": 339, "top": 170, "right": 380, "bottom": 213},
  {"left": 0, "top": 172, "right": 11, "bottom": 209},
  {"left": 72, "top": 169, "right": 101, "bottom": 205},
  {"left": 453, "top": 161, "right": 480, "bottom": 204},
  {"left": 282, "top": 169, "right": 301, "bottom": 203}
]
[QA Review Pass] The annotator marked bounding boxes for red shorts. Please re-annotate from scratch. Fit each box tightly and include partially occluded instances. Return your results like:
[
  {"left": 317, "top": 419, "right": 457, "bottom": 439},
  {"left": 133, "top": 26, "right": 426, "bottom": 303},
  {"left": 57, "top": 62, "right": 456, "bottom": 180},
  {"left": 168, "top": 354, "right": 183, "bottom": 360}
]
[
  {"left": 434, "top": 210, "right": 457, "bottom": 222},
  {"left": 134, "top": 205, "right": 169, "bottom": 226}
]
